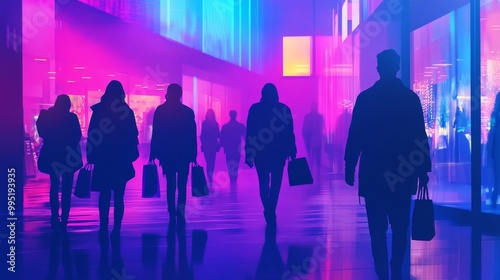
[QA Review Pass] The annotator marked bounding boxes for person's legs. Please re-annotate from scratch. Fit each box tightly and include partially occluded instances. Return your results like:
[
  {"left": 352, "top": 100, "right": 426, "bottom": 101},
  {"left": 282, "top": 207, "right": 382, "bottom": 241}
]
[
  {"left": 165, "top": 168, "right": 177, "bottom": 221},
  {"left": 388, "top": 195, "right": 412, "bottom": 280},
  {"left": 313, "top": 146, "right": 322, "bottom": 182},
  {"left": 269, "top": 160, "right": 285, "bottom": 213},
  {"left": 60, "top": 172, "right": 74, "bottom": 230},
  {"left": 226, "top": 151, "right": 241, "bottom": 183},
  {"left": 49, "top": 172, "right": 61, "bottom": 229},
  {"left": 365, "top": 196, "right": 390, "bottom": 280},
  {"left": 255, "top": 162, "right": 271, "bottom": 212},
  {"left": 112, "top": 182, "right": 126, "bottom": 232},
  {"left": 99, "top": 189, "right": 112, "bottom": 232},
  {"left": 177, "top": 164, "right": 189, "bottom": 223},
  {"left": 205, "top": 151, "right": 216, "bottom": 183}
]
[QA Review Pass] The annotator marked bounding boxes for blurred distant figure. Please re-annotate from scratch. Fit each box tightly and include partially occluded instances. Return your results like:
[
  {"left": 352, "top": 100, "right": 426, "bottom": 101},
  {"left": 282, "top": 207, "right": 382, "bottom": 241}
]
[
  {"left": 302, "top": 103, "right": 324, "bottom": 181},
  {"left": 488, "top": 92, "right": 500, "bottom": 208},
  {"left": 220, "top": 110, "right": 246, "bottom": 185},
  {"left": 335, "top": 109, "right": 352, "bottom": 173},
  {"left": 150, "top": 84, "right": 197, "bottom": 224},
  {"left": 37, "top": 94, "right": 82, "bottom": 231},
  {"left": 200, "top": 109, "right": 220, "bottom": 184},
  {"left": 453, "top": 102, "right": 471, "bottom": 162},
  {"left": 245, "top": 83, "right": 297, "bottom": 225},
  {"left": 144, "top": 106, "right": 155, "bottom": 143},
  {"left": 87, "top": 80, "right": 139, "bottom": 237},
  {"left": 344, "top": 50, "right": 431, "bottom": 280}
]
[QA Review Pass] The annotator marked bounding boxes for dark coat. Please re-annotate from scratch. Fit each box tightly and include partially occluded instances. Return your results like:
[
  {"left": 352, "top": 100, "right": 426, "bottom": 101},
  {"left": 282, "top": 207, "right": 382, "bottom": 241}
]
[
  {"left": 86, "top": 101, "right": 139, "bottom": 188},
  {"left": 37, "top": 108, "right": 83, "bottom": 175},
  {"left": 344, "top": 78, "right": 431, "bottom": 198},
  {"left": 150, "top": 100, "right": 197, "bottom": 170},
  {"left": 245, "top": 101, "right": 297, "bottom": 163},
  {"left": 200, "top": 120, "right": 220, "bottom": 153},
  {"left": 220, "top": 120, "right": 245, "bottom": 155}
]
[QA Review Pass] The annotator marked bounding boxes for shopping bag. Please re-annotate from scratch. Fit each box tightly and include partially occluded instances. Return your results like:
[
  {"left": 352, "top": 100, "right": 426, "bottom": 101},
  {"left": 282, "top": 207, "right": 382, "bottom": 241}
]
[
  {"left": 142, "top": 161, "right": 160, "bottom": 198},
  {"left": 74, "top": 163, "right": 92, "bottom": 198},
  {"left": 412, "top": 183, "right": 435, "bottom": 241},
  {"left": 287, "top": 157, "right": 313, "bottom": 186},
  {"left": 191, "top": 162, "right": 209, "bottom": 197}
]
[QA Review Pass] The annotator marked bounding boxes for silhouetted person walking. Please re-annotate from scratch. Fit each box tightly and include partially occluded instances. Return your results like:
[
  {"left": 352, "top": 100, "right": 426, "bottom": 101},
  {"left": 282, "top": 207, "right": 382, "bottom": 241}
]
[
  {"left": 37, "top": 94, "right": 83, "bottom": 231},
  {"left": 220, "top": 110, "right": 246, "bottom": 185},
  {"left": 302, "top": 103, "right": 324, "bottom": 181},
  {"left": 453, "top": 102, "right": 471, "bottom": 162},
  {"left": 87, "top": 80, "right": 139, "bottom": 237},
  {"left": 150, "top": 84, "right": 197, "bottom": 224},
  {"left": 488, "top": 92, "right": 500, "bottom": 208},
  {"left": 344, "top": 50, "right": 431, "bottom": 280},
  {"left": 245, "top": 83, "right": 297, "bottom": 225},
  {"left": 200, "top": 109, "right": 220, "bottom": 184}
]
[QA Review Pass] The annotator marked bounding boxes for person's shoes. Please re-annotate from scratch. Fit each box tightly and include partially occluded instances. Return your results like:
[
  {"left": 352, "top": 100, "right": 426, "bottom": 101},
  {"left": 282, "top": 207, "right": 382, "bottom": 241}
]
[
  {"left": 50, "top": 217, "right": 60, "bottom": 231},
  {"left": 177, "top": 213, "right": 186, "bottom": 226},
  {"left": 169, "top": 213, "right": 177, "bottom": 224},
  {"left": 391, "top": 269, "right": 402, "bottom": 280},
  {"left": 110, "top": 228, "right": 120, "bottom": 240},
  {"left": 60, "top": 222, "right": 67, "bottom": 233},
  {"left": 99, "top": 222, "right": 109, "bottom": 236},
  {"left": 264, "top": 211, "right": 276, "bottom": 225}
]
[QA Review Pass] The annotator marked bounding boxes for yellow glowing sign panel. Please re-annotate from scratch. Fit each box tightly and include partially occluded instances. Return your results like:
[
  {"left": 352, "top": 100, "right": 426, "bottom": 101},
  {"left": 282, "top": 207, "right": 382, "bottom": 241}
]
[{"left": 283, "top": 36, "right": 311, "bottom": 76}]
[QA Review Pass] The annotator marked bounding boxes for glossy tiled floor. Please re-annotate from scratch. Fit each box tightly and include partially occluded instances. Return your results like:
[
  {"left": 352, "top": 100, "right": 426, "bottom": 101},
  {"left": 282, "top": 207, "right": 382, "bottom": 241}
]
[{"left": 8, "top": 155, "right": 500, "bottom": 279}]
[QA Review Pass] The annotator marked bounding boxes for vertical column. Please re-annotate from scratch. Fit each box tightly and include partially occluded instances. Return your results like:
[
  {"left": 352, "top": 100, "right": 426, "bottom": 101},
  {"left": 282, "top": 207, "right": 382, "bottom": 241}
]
[
  {"left": 400, "top": 0, "right": 410, "bottom": 87},
  {"left": 0, "top": 0, "right": 24, "bottom": 275},
  {"left": 471, "top": 0, "right": 481, "bottom": 216},
  {"left": 470, "top": 0, "right": 482, "bottom": 279}
]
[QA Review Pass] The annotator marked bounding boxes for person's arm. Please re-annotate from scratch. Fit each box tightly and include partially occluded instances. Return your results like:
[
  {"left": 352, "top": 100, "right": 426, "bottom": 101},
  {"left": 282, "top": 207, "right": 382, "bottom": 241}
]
[
  {"left": 245, "top": 106, "right": 256, "bottom": 166},
  {"left": 241, "top": 123, "right": 246, "bottom": 142},
  {"left": 219, "top": 125, "right": 226, "bottom": 149},
  {"left": 149, "top": 107, "right": 160, "bottom": 161},
  {"left": 287, "top": 106, "right": 297, "bottom": 159},
  {"left": 344, "top": 95, "right": 364, "bottom": 186},
  {"left": 36, "top": 110, "right": 48, "bottom": 138},
  {"left": 86, "top": 112, "right": 98, "bottom": 164},
  {"left": 200, "top": 121, "right": 207, "bottom": 144},
  {"left": 190, "top": 110, "right": 198, "bottom": 162},
  {"left": 70, "top": 114, "right": 82, "bottom": 145},
  {"left": 125, "top": 109, "right": 140, "bottom": 162}
]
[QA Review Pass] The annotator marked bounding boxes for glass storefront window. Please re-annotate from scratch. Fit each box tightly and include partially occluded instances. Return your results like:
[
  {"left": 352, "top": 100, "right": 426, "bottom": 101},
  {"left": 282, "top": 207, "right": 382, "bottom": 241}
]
[
  {"left": 411, "top": 4, "right": 472, "bottom": 210},
  {"left": 480, "top": 0, "right": 500, "bottom": 214}
]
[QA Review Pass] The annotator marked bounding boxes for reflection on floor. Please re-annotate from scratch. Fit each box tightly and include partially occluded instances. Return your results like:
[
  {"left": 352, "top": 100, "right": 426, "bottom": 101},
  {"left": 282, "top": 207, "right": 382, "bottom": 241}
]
[
  {"left": 429, "top": 161, "right": 500, "bottom": 215},
  {"left": 14, "top": 157, "right": 500, "bottom": 279}
]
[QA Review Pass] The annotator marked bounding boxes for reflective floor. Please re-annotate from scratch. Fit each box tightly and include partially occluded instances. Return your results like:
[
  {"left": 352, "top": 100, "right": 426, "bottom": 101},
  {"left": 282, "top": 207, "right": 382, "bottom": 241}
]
[{"left": 9, "top": 156, "right": 500, "bottom": 279}]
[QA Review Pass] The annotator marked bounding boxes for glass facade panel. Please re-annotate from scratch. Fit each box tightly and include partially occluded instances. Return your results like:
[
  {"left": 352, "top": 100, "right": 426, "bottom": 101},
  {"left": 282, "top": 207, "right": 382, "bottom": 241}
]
[
  {"left": 481, "top": 0, "right": 500, "bottom": 214},
  {"left": 411, "top": 4, "right": 472, "bottom": 210}
]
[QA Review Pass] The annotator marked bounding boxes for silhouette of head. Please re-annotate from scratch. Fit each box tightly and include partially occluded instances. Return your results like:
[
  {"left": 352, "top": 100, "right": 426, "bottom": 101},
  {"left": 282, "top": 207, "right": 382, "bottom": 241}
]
[
  {"left": 166, "top": 84, "right": 183, "bottom": 101},
  {"left": 261, "top": 83, "right": 279, "bottom": 104},
  {"left": 377, "top": 49, "right": 400, "bottom": 79},
  {"left": 54, "top": 94, "right": 71, "bottom": 112},
  {"left": 102, "top": 80, "right": 125, "bottom": 103},
  {"left": 311, "top": 102, "right": 318, "bottom": 113},
  {"left": 206, "top": 109, "right": 216, "bottom": 122},
  {"left": 229, "top": 110, "right": 237, "bottom": 120}
]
